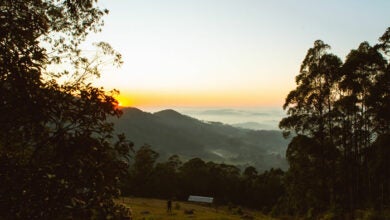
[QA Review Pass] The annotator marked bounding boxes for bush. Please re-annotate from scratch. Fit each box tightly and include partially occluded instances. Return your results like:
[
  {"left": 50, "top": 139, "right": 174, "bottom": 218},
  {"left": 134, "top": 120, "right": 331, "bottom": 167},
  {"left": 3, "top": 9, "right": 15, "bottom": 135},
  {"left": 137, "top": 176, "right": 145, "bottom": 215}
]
[{"left": 175, "top": 202, "right": 181, "bottom": 210}]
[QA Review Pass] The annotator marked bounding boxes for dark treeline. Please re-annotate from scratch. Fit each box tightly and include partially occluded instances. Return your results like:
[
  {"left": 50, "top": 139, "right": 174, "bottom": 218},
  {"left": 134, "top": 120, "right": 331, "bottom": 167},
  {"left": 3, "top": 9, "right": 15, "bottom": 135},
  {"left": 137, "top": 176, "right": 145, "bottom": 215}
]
[
  {"left": 278, "top": 27, "right": 390, "bottom": 218},
  {"left": 121, "top": 145, "right": 284, "bottom": 212}
]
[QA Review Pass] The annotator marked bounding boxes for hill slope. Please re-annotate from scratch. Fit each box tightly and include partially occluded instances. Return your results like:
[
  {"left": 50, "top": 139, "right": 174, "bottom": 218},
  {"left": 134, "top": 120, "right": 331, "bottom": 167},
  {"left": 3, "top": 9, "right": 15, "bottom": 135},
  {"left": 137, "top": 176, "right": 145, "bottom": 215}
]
[
  {"left": 119, "top": 197, "right": 276, "bottom": 220},
  {"left": 112, "top": 108, "right": 289, "bottom": 171}
]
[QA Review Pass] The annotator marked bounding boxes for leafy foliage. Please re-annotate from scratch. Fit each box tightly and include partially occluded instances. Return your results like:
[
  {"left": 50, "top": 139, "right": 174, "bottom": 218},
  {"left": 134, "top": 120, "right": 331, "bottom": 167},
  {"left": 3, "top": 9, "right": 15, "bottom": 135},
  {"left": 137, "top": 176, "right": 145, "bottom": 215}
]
[
  {"left": 0, "top": 0, "right": 131, "bottom": 219},
  {"left": 279, "top": 27, "right": 390, "bottom": 217}
]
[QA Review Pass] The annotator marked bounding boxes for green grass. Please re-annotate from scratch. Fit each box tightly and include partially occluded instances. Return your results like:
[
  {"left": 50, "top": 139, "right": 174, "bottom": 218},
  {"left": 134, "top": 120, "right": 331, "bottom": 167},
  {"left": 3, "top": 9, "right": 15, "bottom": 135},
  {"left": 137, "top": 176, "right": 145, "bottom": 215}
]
[{"left": 117, "top": 197, "right": 276, "bottom": 220}]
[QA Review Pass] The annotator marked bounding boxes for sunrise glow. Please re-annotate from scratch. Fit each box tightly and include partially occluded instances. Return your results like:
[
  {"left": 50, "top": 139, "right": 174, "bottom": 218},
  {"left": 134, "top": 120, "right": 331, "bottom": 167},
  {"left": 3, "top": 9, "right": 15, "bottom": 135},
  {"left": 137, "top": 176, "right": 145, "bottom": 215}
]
[
  {"left": 88, "top": 0, "right": 390, "bottom": 109},
  {"left": 116, "top": 89, "right": 287, "bottom": 108}
]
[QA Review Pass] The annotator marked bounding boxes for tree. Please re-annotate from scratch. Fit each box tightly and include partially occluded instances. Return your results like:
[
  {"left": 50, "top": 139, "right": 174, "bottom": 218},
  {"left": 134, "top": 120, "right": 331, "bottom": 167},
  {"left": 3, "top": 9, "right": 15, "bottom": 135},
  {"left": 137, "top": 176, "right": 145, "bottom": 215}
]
[
  {"left": 0, "top": 0, "right": 131, "bottom": 219},
  {"left": 366, "top": 134, "right": 390, "bottom": 210},
  {"left": 149, "top": 155, "right": 182, "bottom": 198},
  {"left": 336, "top": 41, "right": 387, "bottom": 209},
  {"left": 206, "top": 162, "right": 241, "bottom": 204},
  {"left": 128, "top": 145, "right": 159, "bottom": 197},
  {"left": 369, "top": 27, "right": 390, "bottom": 135},
  {"left": 256, "top": 168, "right": 285, "bottom": 212},
  {"left": 279, "top": 40, "right": 342, "bottom": 214},
  {"left": 283, "top": 135, "right": 339, "bottom": 214},
  {"left": 179, "top": 158, "right": 210, "bottom": 198},
  {"left": 280, "top": 40, "right": 342, "bottom": 141},
  {"left": 279, "top": 27, "right": 390, "bottom": 217}
]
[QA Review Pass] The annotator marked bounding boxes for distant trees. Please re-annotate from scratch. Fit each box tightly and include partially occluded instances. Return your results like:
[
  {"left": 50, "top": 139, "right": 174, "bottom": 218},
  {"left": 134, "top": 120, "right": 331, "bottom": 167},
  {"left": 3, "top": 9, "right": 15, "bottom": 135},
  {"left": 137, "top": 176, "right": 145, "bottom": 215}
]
[
  {"left": 280, "top": 27, "right": 390, "bottom": 217},
  {"left": 0, "top": 0, "right": 131, "bottom": 219},
  {"left": 150, "top": 155, "right": 182, "bottom": 198},
  {"left": 128, "top": 145, "right": 159, "bottom": 197},
  {"left": 122, "top": 152, "right": 285, "bottom": 212}
]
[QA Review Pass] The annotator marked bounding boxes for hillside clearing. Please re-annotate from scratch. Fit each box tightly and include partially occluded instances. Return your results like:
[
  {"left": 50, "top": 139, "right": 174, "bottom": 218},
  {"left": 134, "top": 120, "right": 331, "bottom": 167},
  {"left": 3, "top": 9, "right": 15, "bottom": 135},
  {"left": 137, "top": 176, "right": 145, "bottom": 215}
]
[{"left": 118, "top": 197, "right": 276, "bottom": 220}]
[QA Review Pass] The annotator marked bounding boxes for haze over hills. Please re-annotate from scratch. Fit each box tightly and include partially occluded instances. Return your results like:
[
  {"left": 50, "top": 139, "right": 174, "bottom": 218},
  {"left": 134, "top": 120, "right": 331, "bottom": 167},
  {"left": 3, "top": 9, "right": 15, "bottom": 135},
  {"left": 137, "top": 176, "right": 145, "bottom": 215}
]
[
  {"left": 173, "top": 107, "right": 284, "bottom": 130},
  {"left": 232, "top": 121, "right": 275, "bottom": 130},
  {"left": 112, "top": 107, "right": 290, "bottom": 171}
]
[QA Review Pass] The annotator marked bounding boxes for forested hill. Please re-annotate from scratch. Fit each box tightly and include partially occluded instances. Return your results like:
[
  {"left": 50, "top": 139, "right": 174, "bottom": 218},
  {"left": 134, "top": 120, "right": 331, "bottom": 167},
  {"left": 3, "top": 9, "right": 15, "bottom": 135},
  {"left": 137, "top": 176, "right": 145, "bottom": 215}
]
[{"left": 112, "top": 107, "right": 289, "bottom": 171}]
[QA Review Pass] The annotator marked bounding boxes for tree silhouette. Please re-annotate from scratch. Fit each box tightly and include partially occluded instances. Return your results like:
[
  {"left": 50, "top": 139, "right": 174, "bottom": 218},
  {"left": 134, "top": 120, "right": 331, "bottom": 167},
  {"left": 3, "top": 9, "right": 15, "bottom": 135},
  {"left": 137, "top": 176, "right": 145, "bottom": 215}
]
[
  {"left": 0, "top": 0, "right": 131, "bottom": 219},
  {"left": 129, "top": 145, "right": 159, "bottom": 197},
  {"left": 279, "top": 27, "right": 390, "bottom": 217},
  {"left": 280, "top": 40, "right": 342, "bottom": 140}
]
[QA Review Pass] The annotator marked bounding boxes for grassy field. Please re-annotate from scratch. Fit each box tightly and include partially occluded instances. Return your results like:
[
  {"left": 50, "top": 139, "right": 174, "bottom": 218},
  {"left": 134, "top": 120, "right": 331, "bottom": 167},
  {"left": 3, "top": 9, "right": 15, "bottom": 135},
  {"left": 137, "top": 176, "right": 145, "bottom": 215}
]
[{"left": 118, "top": 197, "right": 276, "bottom": 220}]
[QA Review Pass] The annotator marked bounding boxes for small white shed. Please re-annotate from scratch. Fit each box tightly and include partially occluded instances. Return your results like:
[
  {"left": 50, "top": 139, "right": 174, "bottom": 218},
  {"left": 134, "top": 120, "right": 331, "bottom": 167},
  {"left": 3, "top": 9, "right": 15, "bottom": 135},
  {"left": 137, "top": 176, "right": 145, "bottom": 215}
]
[{"left": 188, "top": 195, "right": 214, "bottom": 204}]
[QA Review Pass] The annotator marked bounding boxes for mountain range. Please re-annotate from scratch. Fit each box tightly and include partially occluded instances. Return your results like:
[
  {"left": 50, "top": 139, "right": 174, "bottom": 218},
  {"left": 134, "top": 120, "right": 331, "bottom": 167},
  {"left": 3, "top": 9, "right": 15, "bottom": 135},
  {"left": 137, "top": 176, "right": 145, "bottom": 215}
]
[{"left": 112, "top": 107, "right": 290, "bottom": 171}]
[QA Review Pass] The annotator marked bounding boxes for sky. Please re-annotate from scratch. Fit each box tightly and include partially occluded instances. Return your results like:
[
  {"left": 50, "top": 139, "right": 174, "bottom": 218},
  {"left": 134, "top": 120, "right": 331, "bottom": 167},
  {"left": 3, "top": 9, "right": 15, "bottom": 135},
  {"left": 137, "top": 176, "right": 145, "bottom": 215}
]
[{"left": 84, "top": 0, "right": 390, "bottom": 109}]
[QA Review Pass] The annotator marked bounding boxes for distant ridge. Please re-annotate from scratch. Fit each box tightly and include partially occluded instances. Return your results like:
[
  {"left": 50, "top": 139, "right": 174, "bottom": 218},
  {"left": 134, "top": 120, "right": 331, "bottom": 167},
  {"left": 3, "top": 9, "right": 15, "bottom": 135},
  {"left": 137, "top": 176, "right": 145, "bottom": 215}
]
[
  {"left": 113, "top": 107, "right": 289, "bottom": 171},
  {"left": 232, "top": 121, "right": 275, "bottom": 130},
  {"left": 154, "top": 109, "right": 184, "bottom": 117}
]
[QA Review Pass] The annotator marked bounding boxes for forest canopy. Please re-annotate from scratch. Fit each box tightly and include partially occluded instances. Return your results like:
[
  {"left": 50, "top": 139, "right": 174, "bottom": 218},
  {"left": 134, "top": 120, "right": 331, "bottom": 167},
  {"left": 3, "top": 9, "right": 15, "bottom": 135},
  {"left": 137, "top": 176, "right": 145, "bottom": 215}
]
[{"left": 279, "top": 27, "right": 390, "bottom": 217}]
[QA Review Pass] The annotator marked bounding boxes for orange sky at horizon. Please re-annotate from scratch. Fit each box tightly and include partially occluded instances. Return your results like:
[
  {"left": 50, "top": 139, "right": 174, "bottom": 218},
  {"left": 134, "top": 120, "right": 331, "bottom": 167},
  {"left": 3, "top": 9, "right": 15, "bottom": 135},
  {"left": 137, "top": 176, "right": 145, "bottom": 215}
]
[{"left": 115, "top": 88, "right": 288, "bottom": 108}]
